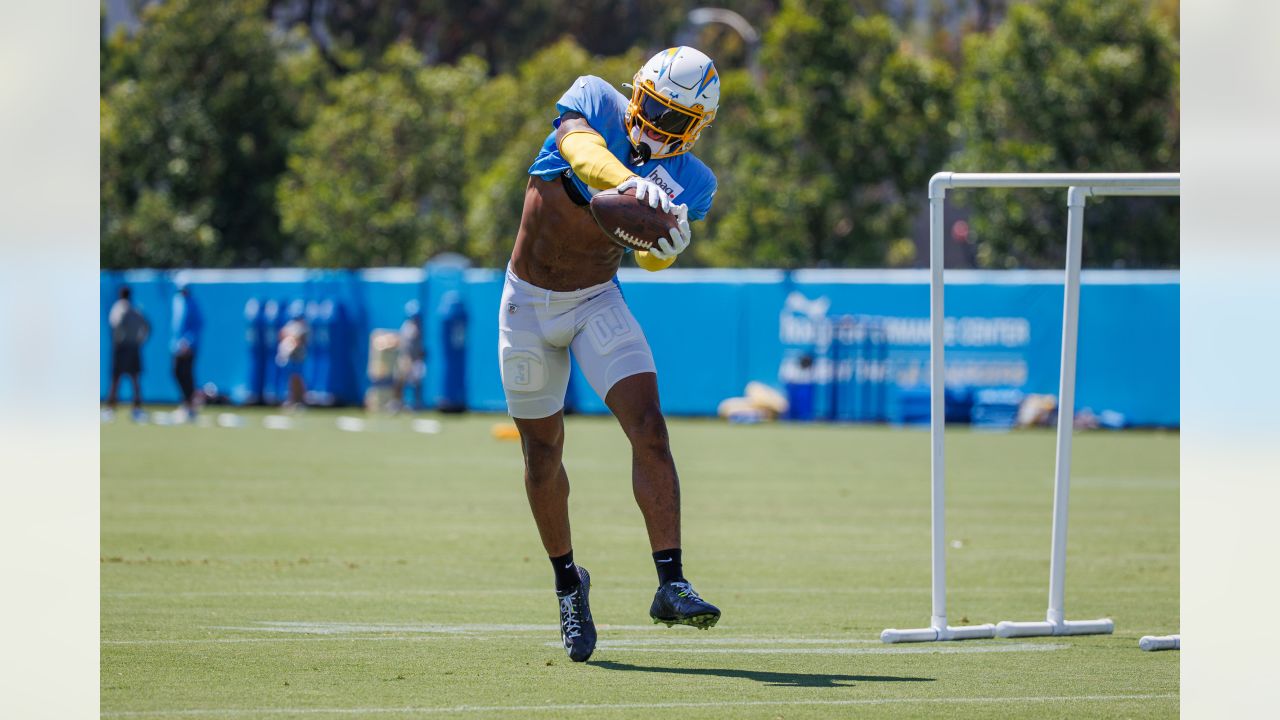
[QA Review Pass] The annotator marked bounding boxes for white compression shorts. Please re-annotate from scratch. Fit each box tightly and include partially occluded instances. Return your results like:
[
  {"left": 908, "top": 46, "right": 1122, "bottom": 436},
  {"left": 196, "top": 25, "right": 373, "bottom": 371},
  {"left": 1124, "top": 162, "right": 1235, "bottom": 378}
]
[{"left": 498, "top": 267, "right": 657, "bottom": 419}]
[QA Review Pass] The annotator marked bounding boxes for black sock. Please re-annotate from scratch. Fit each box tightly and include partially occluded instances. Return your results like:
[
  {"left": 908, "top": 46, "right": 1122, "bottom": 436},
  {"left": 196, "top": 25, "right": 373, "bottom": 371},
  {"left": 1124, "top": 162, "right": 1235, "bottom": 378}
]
[
  {"left": 653, "top": 548, "right": 684, "bottom": 586},
  {"left": 550, "top": 551, "right": 580, "bottom": 594}
]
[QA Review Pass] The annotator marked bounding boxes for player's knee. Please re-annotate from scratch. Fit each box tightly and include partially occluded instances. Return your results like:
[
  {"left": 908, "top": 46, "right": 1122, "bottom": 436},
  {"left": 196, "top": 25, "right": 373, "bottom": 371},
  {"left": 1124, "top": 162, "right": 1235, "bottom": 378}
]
[
  {"left": 626, "top": 404, "right": 671, "bottom": 459},
  {"left": 520, "top": 428, "right": 563, "bottom": 478}
]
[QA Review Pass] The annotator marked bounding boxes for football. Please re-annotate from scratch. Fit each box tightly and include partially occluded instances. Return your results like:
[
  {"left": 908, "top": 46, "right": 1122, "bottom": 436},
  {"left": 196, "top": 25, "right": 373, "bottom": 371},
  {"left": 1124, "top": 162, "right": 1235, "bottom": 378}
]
[{"left": 589, "top": 186, "right": 678, "bottom": 252}]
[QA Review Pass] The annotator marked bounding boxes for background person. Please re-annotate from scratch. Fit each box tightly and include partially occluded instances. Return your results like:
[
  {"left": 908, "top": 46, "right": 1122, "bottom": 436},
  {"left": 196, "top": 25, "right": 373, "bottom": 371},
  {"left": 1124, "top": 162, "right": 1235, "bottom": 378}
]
[
  {"left": 276, "top": 300, "right": 310, "bottom": 409},
  {"left": 170, "top": 281, "right": 203, "bottom": 421},
  {"left": 393, "top": 300, "right": 427, "bottom": 412},
  {"left": 106, "top": 286, "right": 151, "bottom": 421}
]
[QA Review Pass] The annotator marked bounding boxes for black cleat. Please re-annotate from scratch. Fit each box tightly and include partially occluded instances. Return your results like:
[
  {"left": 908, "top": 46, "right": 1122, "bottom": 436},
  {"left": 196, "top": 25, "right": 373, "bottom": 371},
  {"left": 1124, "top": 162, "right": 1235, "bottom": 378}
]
[
  {"left": 650, "top": 579, "right": 721, "bottom": 629},
  {"left": 556, "top": 566, "right": 597, "bottom": 662}
]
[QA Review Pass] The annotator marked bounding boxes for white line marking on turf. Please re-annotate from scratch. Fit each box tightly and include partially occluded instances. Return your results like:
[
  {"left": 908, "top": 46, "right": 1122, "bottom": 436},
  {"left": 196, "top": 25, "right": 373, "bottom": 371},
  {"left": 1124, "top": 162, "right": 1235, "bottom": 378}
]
[
  {"left": 99, "top": 637, "right": 844, "bottom": 647},
  {"left": 543, "top": 641, "right": 1068, "bottom": 656},
  {"left": 575, "top": 637, "right": 883, "bottom": 646},
  {"left": 261, "top": 415, "right": 295, "bottom": 430},
  {"left": 100, "top": 693, "right": 1179, "bottom": 717},
  {"left": 102, "top": 585, "right": 1166, "bottom": 599},
  {"left": 103, "top": 634, "right": 887, "bottom": 647},
  {"left": 103, "top": 621, "right": 665, "bottom": 644},
  {"left": 103, "top": 590, "right": 551, "bottom": 598},
  {"left": 211, "top": 621, "right": 660, "bottom": 635},
  {"left": 335, "top": 416, "right": 366, "bottom": 432},
  {"left": 102, "top": 637, "right": 500, "bottom": 646},
  {"left": 411, "top": 418, "right": 442, "bottom": 434},
  {"left": 110, "top": 620, "right": 1046, "bottom": 648}
]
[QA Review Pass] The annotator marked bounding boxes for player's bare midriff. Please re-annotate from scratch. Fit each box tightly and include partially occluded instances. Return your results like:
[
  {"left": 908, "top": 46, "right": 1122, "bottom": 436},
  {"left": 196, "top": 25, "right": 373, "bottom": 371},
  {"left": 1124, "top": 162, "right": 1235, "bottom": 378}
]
[{"left": 509, "top": 175, "right": 625, "bottom": 292}]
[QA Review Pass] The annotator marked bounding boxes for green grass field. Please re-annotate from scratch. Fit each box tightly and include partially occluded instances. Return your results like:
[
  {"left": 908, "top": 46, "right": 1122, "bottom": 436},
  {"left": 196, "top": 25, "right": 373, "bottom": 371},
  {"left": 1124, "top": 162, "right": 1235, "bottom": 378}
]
[{"left": 102, "top": 410, "right": 1178, "bottom": 718}]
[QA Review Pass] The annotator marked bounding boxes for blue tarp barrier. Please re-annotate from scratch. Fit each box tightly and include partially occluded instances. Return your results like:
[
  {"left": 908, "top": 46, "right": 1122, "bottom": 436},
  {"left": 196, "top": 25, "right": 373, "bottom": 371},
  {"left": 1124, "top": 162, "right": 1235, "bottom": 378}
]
[{"left": 99, "top": 267, "right": 1179, "bottom": 426}]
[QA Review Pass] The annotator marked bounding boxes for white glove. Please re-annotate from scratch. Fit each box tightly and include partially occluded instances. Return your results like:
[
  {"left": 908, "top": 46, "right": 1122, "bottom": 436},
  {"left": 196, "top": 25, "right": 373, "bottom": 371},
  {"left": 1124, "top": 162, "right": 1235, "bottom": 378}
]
[
  {"left": 650, "top": 203, "right": 691, "bottom": 260},
  {"left": 616, "top": 175, "right": 672, "bottom": 213}
]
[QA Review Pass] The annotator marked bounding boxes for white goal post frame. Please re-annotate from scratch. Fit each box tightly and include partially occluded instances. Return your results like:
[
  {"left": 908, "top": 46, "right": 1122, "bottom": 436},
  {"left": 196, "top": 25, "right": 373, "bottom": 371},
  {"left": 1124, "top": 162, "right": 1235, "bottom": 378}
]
[{"left": 880, "top": 172, "right": 1180, "bottom": 644}]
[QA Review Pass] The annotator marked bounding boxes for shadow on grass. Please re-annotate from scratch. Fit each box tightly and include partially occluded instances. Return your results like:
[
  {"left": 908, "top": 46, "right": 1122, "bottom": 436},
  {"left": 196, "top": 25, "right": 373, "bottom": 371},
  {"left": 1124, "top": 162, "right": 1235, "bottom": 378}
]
[{"left": 588, "top": 660, "right": 934, "bottom": 688}]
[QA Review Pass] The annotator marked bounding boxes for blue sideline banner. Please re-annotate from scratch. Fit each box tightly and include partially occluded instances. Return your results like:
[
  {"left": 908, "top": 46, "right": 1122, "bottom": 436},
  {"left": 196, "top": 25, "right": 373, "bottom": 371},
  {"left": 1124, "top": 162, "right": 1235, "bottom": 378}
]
[{"left": 100, "top": 268, "right": 1178, "bottom": 426}]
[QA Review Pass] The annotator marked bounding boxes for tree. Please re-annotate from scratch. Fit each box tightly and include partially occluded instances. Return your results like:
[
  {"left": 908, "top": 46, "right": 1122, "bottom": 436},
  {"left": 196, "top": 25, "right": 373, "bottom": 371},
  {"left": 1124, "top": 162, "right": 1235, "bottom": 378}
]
[
  {"left": 696, "top": 0, "right": 955, "bottom": 268},
  {"left": 953, "top": 0, "right": 1179, "bottom": 268},
  {"left": 277, "top": 44, "right": 487, "bottom": 266},
  {"left": 268, "top": 0, "right": 687, "bottom": 75},
  {"left": 101, "top": 0, "right": 301, "bottom": 268},
  {"left": 101, "top": 0, "right": 1180, "bottom": 271}
]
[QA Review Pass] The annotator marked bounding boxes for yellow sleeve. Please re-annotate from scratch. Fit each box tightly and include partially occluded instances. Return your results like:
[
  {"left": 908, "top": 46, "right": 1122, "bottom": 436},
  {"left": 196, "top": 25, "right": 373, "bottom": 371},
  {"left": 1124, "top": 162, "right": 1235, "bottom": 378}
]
[
  {"left": 635, "top": 250, "right": 677, "bottom": 272},
  {"left": 558, "top": 130, "right": 635, "bottom": 190}
]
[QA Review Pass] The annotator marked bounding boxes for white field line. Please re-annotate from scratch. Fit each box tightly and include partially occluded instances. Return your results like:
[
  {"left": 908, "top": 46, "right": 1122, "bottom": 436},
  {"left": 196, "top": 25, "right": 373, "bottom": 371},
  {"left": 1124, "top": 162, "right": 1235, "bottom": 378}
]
[
  {"left": 103, "top": 632, "right": 888, "bottom": 647},
  {"left": 546, "top": 642, "right": 1069, "bottom": 656},
  {"left": 261, "top": 415, "right": 295, "bottom": 430},
  {"left": 103, "top": 636, "right": 886, "bottom": 646},
  {"left": 212, "top": 621, "right": 661, "bottom": 634},
  {"left": 100, "top": 693, "right": 1179, "bottom": 717},
  {"left": 334, "top": 416, "right": 367, "bottom": 432},
  {"left": 104, "top": 614, "right": 1085, "bottom": 655},
  {"left": 104, "top": 590, "right": 549, "bottom": 598},
  {"left": 102, "top": 637, "right": 464, "bottom": 646},
  {"left": 100, "top": 637, "right": 886, "bottom": 648},
  {"left": 103, "top": 621, "right": 661, "bottom": 645},
  {"left": 100, "top": 637, "right": 877, "bottom": 647},
  {"left": 102, "top": 585, "right": 1168, "bottom": 599},
  {"left": 572, "top": 637, "right": 882, "bottom": 646}
]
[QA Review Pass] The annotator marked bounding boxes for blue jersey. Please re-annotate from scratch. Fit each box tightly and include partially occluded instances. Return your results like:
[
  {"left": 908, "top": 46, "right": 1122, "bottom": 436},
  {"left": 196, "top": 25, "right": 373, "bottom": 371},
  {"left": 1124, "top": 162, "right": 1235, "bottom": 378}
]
[
  {"left": 171, "top": 293, "right": 202, "bottom": 352},
  {"left": 528, "top": 75, "right": 717, "bottom": 222}
]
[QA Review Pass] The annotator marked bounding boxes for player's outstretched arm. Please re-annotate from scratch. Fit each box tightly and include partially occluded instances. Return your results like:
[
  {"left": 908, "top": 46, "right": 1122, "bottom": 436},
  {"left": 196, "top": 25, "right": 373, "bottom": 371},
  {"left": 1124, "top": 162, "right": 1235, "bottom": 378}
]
[
  {"left": 555, "top": 113, "right": 634, "bottom": 190},
  {"left": 556, "top": 113, "right": 669, "bottom": 211}
]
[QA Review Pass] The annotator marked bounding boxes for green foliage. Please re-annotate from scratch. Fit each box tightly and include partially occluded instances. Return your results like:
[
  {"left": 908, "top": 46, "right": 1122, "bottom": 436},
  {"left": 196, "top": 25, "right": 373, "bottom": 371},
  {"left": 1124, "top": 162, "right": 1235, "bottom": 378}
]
[
  {"left": 101, "top": 0, "right": 1180, "bottom": 270},
  {"left": 280, "top": 0, "right": 686, "bottom": 75},
  {"left": 954, "top": 0, "right": 1180, "bottom": 268},
  {"left": 274, "top": 27, "right": 339, "bottom": 131},
  {"left": 100, "top": 15, "right": 139, "bottom": 93},
  {"left": 697, "top": 0, "right": 954, "bottom": 268},
  {"left": 100, "top": 0, "right": 301, "bottom": 268},
  {"left": 99, "top": 187, "right": 219, "bottom": 269},
  {"left": 278, "top": 44, "right": 487, "bottom": 267}
]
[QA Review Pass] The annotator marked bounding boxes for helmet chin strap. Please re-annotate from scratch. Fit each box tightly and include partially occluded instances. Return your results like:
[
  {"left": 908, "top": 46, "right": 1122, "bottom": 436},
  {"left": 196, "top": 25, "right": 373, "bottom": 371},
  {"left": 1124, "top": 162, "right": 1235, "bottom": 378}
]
[
  {"left": 629, "top": 133, "right": 666, "bottom": 165},
  {"left": 629, "top": 143, "right": 651, "bottom": 166}
]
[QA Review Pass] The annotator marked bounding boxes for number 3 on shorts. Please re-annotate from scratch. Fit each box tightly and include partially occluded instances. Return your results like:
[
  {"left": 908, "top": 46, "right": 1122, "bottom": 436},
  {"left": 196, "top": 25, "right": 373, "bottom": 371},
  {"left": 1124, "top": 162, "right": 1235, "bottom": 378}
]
[{"left": 502, "top": 347, "right": 547, "bottom": 391}]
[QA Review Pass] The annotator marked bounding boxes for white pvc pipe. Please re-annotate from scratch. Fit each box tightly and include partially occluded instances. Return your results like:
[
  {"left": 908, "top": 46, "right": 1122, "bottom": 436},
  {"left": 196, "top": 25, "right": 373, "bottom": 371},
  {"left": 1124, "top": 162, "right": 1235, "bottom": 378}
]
[
  {"left": 996, "top": 620, "right": 1056, "bottom": 638},
  {"left": 996, "top": 618, "right": 1114, "bottom": 638},
  {"left": 1046, "top": 187, "right": 1088, "bottom": 625},
  {"left": 881, "top": 627, "right": 939, "bottom": 643},
  {"left": 928, "top": 191, "right": 947, "bottom": 632},
  {"left": 1084, "top": 186, "right": 1182, "bottom": 197},
  {"left": 882, "top": 186, "right": 1001, "bottom": 644},
  {"left": 930, "top": 172, "right": 1179, "bottom": 194},
  {"left": 1139, "top": 634, "right": 1180, "bottom": 651}
]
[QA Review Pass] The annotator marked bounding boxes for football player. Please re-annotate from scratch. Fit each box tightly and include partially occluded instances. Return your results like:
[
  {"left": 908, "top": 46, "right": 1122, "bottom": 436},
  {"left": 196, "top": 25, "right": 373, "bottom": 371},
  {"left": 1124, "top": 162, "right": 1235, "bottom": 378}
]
[{"left": 501, "top": 47, "right": 722, "bottom": 662}]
